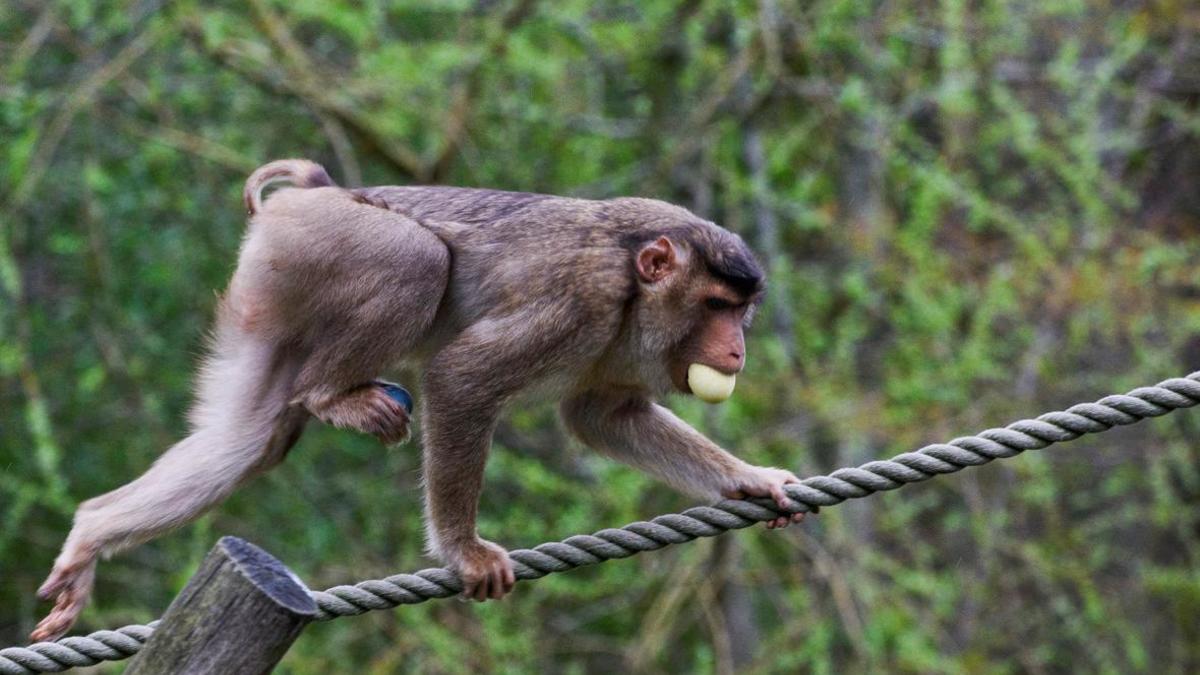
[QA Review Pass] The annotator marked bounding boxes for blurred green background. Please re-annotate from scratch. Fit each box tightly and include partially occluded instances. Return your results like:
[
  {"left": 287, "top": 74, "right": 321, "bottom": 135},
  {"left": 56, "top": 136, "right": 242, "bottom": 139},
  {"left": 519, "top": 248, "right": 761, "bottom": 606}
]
[{"left": 3, "top": 0, "right": 1200, "bottom": 672}]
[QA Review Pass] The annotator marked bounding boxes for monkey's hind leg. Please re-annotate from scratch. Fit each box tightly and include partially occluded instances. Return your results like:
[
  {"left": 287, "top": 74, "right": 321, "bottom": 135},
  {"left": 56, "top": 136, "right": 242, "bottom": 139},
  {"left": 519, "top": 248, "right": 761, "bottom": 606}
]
[
  {"left": 32, "top": 318, "right": 306, "bottom": 642},
  {"left": 290, "top": 209, "right": 449, "bottom": 447}
]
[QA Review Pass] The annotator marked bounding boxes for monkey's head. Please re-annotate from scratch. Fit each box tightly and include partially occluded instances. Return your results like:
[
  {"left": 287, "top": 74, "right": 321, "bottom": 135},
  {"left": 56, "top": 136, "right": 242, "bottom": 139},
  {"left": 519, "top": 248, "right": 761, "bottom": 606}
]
[{"left": 623, "top": 209, "right": 765, "bottom": 402}]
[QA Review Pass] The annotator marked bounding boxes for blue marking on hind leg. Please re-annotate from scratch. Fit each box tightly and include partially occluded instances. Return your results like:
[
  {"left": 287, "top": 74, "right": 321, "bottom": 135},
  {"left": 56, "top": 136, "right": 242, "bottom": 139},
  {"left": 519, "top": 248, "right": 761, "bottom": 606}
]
[{"left": 378, "top": 382, "right": 414, "bottom": 414}]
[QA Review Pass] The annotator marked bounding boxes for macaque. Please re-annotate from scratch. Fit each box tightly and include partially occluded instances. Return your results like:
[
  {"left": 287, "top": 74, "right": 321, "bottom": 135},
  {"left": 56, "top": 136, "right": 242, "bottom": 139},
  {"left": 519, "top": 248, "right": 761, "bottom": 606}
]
[{"left": 32, "top": 159, "right": 805, "bottom": 642}]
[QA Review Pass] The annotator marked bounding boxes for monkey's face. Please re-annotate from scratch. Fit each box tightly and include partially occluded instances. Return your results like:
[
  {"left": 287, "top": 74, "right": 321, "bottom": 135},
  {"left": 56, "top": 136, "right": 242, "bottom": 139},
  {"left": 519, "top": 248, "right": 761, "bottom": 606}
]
[
  {"left": 665, "top": 282, "right": 755, "bottom": 398},
  {"left": 633, "top": 235, "right": 762, "bottom": 401}
]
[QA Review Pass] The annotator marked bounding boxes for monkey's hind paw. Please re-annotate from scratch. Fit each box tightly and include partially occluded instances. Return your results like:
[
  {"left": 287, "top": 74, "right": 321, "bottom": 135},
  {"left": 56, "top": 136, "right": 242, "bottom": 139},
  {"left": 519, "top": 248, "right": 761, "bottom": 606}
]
[
  {"left": 311, "top": 381, "right": 413, "bottom": 446},
  {"left": 31, "top": 559, "right": 96, "bottom": 642},
  {"left": 373, "top": 380, "right": 414, "bottom": 446},
  {"left": 362, "top": 380, "right": 413, "bottom": 446}
]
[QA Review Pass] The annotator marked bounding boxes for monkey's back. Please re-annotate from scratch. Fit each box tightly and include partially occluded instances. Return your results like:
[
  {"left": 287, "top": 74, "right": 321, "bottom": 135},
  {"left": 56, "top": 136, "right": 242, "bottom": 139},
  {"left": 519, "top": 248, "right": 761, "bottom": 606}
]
[{"left": 360, "top": 187, "right": 640, "bottom": 331}]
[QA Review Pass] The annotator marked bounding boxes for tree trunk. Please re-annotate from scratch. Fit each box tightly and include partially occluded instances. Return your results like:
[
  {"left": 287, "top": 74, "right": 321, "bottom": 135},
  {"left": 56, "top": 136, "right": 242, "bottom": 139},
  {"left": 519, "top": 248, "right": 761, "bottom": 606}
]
[{"left": 124, "top": 536, "right": 316, "bottom": 675}]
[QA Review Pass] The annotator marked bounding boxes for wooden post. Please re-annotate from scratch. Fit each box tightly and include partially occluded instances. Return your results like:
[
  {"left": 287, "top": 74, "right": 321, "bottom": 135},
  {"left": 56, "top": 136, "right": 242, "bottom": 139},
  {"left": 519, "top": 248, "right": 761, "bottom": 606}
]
[{"left": 124, "top": 536, "right": 317, "bottom": 675}]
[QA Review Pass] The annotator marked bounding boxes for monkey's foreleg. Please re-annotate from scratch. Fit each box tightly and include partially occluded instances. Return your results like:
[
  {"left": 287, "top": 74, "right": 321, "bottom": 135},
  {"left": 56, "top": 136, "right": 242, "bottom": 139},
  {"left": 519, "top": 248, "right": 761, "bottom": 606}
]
[
  {"left": 418, "top": 392, "right": 515, "bottom": 602},
  {"left": 561, "top": 391, "right": 807, "bottom": 530},
  {"left": 416, "top": 314, "right": 576, "bottom": 602}
]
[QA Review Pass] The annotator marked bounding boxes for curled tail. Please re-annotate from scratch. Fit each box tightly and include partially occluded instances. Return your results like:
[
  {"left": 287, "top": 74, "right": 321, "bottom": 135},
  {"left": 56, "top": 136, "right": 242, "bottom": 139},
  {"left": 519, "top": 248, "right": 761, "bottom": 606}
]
[{"left": 243, "top": 159, "right": 336, "bottom": 215}]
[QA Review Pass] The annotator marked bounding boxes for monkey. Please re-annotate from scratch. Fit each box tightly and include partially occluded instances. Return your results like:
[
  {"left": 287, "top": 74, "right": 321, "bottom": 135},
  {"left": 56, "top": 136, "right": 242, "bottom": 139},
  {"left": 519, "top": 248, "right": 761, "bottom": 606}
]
[{"left": 31, "top": 159, "right": 806, "bottom": 642}]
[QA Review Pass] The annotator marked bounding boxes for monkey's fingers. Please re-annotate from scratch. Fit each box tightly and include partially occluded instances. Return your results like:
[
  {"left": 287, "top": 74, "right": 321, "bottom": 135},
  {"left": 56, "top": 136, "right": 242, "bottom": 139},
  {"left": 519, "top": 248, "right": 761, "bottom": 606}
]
[
  {"left": 488, "top": 571, "right": 505, "bottom": 600},
  {"left": 461, "top": 555, "right": 515, "bottom": 601},
  {"left": 503, "top": 561, "right": 516, "bottom": 593},
  {"left": 462, "top": 566, "right": 494, "bottom": 602},
  {"left": 766, "top": 512, "right": 809, "bottom": 530},
  {"left": 483, "top": 559, "right": 504, "bottom": 600},
  {"left": 768, "top": 484, "right": 800, "bottom": 513},
  {"left": 488, "top": 559, "right": 515, "bottom": 599},
  {"left": 470, "top": 577, "right": 490, "bottom": 602}
]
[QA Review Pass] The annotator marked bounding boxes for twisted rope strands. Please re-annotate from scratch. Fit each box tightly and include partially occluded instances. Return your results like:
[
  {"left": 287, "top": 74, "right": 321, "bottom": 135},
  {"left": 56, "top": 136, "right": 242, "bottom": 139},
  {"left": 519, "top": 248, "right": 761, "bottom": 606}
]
[
  {"left": 0, "top": 623, "right": 158, "bottom": 674},
  {"left": 3, "top": 372, "right": 1197, "bottom": 673}
]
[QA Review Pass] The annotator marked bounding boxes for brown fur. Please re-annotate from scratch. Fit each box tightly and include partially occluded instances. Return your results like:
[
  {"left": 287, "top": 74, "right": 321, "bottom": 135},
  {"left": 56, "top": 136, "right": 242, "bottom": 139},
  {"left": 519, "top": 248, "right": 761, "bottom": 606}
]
[{"left": 33, "top": 160, "right": 804, "bottom": 639}]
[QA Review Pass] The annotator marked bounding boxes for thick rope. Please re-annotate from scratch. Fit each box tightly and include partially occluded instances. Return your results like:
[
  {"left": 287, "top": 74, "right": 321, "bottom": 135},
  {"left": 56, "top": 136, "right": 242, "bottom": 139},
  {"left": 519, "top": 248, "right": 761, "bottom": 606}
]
[{"left": 3, "top": 372, "right": 1197, "bottom": 673}]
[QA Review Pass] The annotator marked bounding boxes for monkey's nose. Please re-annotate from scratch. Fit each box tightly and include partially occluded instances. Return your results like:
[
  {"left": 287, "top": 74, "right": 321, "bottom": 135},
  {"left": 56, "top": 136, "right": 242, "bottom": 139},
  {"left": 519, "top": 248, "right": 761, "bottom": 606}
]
[{"left": 710, "top": 360, "right": 743, "bottom": 376}]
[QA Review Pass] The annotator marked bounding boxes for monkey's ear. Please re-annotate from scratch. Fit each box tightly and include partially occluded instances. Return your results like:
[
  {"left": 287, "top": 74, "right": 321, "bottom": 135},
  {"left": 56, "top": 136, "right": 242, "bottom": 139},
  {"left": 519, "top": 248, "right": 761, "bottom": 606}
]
[{"left": 636, "top": 237, "right": 677, "bottom": 283}]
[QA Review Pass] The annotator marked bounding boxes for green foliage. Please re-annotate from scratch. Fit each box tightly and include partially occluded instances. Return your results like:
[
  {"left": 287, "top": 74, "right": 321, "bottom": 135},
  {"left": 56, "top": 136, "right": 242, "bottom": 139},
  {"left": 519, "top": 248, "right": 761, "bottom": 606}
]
[{"left": 2, "top": 0, "right": 1199, "bottom": 672}]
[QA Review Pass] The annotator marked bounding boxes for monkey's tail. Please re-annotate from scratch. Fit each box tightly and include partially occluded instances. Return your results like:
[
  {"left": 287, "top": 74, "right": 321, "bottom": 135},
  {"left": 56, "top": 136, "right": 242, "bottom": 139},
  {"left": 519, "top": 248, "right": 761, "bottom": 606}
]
[{"left": 243, "top": 159, "right": 336, "bottom": 215}]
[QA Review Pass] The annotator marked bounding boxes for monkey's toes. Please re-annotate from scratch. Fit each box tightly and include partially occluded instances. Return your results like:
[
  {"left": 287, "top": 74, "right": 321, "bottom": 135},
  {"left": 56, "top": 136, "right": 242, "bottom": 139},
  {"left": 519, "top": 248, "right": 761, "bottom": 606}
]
[
  {"left": 36, "top": 569, "right": 68, "bottom": 601},
  {"left": 37, "top": 558, "right": 91, "bottom": 600},
  {"left": 30, "top": 613, "right": 72, "bottom": 643},
  {"left": 32, "top": 561, "right": 95, "bottom": 641},
  {"left": 314, "top": 382, "right": 413, "bottom": 444},
  {"left": 363, "top": 381, "right": 413, "bottom": 445},
  {"left": 30, "top": 594, "right": 84, "bottom": 643}
]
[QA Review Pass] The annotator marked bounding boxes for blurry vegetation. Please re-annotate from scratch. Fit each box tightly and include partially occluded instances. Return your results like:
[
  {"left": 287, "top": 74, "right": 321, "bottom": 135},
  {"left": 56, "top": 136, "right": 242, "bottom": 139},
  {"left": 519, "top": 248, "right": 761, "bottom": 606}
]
[{"left": 2, "top": 0, "right": 1200, "bottom": 672}]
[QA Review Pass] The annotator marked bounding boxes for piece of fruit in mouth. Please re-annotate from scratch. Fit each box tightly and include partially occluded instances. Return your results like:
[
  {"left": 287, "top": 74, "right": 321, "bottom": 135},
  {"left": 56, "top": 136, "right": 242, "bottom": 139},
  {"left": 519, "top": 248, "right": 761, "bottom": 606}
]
[{"left": 687, "top": 363, "right": 736, "bottom": 403}]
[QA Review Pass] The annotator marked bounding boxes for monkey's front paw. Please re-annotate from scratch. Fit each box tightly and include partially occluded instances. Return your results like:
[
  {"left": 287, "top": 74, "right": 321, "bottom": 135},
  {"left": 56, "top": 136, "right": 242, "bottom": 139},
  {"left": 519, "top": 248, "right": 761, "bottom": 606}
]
[
  {"left": 722, "top": 465, "right": 809, "bottom": 530},
  {"left": 312, "top": 381, "right": 412, "bottom": 445},
  {"left": 450, "top": 538, "right": 516, "bottom": 602},
  {"left": 31, "top": 558, "right": 97, "bottom": 642}
]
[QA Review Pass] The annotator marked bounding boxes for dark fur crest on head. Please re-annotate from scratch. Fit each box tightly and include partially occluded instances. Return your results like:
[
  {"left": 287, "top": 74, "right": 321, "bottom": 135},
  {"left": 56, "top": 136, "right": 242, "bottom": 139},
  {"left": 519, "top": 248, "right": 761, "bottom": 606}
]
[
  {"left": 691, "top": 236, "right": 764, "bottom": 298},
  {"left": 622, "top": 224, "right": 765, "bottom": 299}
]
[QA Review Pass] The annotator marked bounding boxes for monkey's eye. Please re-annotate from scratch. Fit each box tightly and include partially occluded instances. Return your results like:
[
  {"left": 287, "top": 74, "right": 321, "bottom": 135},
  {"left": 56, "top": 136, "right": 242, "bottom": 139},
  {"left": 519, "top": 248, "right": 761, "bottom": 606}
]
[{"left": 705, "top": 297, "right": 734, "bottom": 311}]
